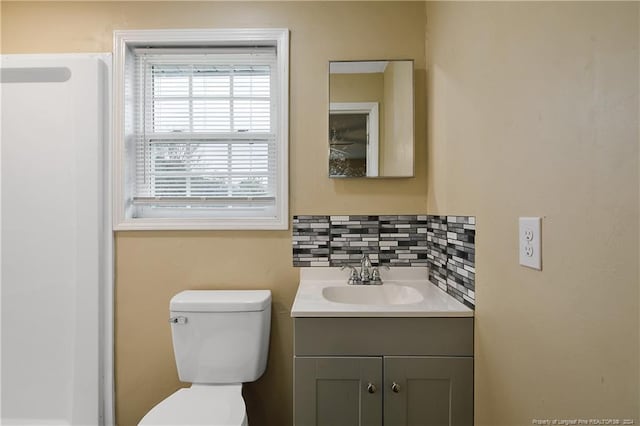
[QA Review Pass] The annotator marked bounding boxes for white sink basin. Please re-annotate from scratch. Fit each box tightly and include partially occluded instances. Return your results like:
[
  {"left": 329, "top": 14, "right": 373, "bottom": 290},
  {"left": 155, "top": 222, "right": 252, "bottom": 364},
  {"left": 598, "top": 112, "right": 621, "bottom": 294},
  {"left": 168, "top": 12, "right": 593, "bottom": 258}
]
[
  {"left": 322, "top": 284, "right": 424, "bottom": 305},
  {"left": 291, "top": 267, "right": 474, "bottom": 318}
]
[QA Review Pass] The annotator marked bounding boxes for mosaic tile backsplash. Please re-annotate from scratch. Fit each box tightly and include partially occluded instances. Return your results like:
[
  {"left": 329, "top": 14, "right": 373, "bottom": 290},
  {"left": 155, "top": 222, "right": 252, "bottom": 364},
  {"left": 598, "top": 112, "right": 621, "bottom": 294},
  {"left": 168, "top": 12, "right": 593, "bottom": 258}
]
[
  {"left": 444, "top": 216, "right": 476, "bottom": 308},
  {"left": 426, "top": 215, "right": 448, "bottom": 291},
  {"left": 292, "top": 214, "right": 476, "bottom": 308},
  {"left": 330, "top": 216, "right": 380, "bottom": 265}
]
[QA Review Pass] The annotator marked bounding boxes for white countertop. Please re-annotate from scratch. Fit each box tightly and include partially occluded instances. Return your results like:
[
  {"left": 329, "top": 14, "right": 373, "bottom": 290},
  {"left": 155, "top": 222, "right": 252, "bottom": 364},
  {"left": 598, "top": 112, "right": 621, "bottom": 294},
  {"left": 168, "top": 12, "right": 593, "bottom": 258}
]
[{"left": 291, "top": 267, "right": 474, "bottom": 318}]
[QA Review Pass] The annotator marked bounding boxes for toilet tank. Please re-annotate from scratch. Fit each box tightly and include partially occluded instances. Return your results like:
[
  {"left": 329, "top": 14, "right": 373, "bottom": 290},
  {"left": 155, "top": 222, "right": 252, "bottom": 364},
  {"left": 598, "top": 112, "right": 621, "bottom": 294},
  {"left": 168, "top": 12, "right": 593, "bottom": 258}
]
[{"left": 169, "top": 290, "right": 271, "bottom": 384}]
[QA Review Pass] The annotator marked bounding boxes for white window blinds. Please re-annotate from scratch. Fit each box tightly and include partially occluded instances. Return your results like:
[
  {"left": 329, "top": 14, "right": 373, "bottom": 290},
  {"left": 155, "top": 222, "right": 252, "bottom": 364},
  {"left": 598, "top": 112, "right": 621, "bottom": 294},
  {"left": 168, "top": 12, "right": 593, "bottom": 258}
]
[{"left": 132, "top": 48, "right": 278, "bottom": 218}]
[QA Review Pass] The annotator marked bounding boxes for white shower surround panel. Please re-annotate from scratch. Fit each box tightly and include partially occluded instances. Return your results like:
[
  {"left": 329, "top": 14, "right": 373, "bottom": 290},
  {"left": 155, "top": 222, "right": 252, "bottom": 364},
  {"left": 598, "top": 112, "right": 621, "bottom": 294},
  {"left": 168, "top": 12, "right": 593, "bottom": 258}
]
[{"left": 1, "top": 54, "right": 113, "bottom": 426}]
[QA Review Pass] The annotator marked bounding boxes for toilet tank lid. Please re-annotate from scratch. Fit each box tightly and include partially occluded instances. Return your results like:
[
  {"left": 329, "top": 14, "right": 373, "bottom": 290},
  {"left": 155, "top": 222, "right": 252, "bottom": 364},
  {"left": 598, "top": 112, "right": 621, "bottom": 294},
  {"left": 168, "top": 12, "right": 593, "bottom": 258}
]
[{"left": 170, "top": 290, "right": 271, "bottom": 312}]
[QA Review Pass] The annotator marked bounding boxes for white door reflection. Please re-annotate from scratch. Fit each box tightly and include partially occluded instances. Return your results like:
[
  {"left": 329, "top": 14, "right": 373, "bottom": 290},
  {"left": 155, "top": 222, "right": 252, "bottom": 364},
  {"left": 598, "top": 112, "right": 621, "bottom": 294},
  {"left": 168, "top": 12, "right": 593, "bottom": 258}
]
[{"left": 329, "top": 102, "right": 379, "bottom": 178}]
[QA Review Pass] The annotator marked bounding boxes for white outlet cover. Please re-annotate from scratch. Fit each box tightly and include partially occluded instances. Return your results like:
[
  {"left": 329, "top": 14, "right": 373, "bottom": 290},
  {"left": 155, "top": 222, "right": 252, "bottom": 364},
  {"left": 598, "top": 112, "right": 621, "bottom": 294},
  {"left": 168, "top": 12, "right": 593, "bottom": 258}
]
[{"left": 519, "top": 217, "right": 541, "bottom": 270}]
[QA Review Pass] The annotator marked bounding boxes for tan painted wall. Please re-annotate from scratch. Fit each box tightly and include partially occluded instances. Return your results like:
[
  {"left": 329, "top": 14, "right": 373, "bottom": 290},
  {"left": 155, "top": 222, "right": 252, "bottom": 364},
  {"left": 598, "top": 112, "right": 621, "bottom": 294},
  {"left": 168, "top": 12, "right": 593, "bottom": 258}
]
[
  {"left": 382, "top": 60, "right": 413, "bottom": 176},
  {"left": 425, "top": 2, "right": 639, "bottom": 425},
  {"left": 1, "top": 2, "right": 427, "bottom": 425},
  {"left": 329, "top": 73, "right": 384, "bottom": 105}
]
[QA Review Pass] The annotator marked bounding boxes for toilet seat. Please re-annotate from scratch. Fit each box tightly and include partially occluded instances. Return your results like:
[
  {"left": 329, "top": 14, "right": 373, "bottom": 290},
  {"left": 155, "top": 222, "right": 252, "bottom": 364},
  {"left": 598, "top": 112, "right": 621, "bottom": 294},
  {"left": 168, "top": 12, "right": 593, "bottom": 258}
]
[{"left": 138, "top": 384, "right": 247, "bottom": 426}]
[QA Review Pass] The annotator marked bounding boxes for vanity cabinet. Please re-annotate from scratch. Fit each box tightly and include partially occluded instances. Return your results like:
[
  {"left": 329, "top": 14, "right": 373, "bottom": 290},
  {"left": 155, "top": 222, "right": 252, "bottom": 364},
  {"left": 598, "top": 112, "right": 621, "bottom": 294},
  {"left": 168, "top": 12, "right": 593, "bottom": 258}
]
[
  {"left": 295, "top": 357, "right": 383, "bottom": 426},
  {"left": 293, "top": 317, "right": 474, "bottom": 426},
  {"left": 383, "top": 356, "right": 473, "bottom": 425}
]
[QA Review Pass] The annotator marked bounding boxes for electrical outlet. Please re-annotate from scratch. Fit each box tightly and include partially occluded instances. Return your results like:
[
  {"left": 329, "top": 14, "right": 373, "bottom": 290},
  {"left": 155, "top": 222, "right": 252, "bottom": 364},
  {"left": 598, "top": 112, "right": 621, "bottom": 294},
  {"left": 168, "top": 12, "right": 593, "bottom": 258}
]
[{"left": 519, "top": 217, "right": 541, "bottom": 270}]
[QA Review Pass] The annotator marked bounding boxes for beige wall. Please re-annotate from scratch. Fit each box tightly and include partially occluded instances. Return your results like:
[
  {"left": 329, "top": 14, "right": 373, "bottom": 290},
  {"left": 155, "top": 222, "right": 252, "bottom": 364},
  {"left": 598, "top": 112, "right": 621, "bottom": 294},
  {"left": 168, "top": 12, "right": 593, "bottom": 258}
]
[
  {"left": 329, "top": 72, "right": 384, "bottom": 104},
  {"left": 1, "top": 2, "right": 427, "bottom": 425},
  {"left": 426, "top": 2, "right": 639, "bottom": 425},
  {"left": 382, "top": 60, "right": 413, "bottom": 176}
]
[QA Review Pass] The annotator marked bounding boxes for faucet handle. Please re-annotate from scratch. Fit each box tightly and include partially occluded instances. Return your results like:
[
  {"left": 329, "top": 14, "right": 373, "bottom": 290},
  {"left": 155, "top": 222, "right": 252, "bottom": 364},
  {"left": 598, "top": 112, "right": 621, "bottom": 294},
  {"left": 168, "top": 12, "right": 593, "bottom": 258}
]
[
  {"left": 370, "top": 264, "right": 389, "bottom": 285},
  {"left": 341, "top": 264, "right": 361, "bottom": 285}
]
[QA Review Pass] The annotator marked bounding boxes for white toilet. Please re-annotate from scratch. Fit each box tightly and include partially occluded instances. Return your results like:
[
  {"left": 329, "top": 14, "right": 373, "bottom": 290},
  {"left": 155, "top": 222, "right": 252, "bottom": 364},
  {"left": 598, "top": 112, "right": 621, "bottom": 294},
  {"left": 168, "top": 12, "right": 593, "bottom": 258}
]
[{"left": 139, "top": 290, "right": 272, "bottom": 426}]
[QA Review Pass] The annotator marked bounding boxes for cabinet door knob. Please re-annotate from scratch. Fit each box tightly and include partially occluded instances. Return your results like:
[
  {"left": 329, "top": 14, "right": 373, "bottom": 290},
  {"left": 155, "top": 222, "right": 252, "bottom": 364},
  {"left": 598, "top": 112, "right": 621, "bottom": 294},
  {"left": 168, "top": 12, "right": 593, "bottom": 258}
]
[
  {"left": 391, "top": 382, "right": 400, "bottom": 393},
  {"left": 367, "top": 383, "right": 377, "bottom": 394}
]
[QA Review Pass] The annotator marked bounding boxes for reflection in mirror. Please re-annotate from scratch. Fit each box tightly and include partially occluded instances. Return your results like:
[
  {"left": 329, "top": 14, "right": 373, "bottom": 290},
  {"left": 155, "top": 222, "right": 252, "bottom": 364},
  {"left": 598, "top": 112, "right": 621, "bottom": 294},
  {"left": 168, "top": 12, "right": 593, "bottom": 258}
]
[{"left": 329, "top": 60, "right": 414, "bottom": 178}]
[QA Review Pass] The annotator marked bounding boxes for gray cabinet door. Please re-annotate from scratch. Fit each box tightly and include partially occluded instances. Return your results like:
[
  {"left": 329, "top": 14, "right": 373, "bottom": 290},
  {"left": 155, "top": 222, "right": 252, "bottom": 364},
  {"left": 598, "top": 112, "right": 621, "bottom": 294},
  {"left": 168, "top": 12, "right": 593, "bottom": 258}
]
[
  {"left": 294, "top": 357, "right": 383, "bottom": 426},
  {"left": 384, "top": 356, "right": 473, "bottom": 426}
]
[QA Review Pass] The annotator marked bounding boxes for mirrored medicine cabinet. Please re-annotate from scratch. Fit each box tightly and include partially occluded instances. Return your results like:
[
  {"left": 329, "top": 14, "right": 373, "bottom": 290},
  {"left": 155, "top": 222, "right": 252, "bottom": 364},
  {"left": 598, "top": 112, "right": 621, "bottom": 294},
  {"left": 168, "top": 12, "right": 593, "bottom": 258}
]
[{"left": 328, "top": 60, "right": 414, "bottom": 178}]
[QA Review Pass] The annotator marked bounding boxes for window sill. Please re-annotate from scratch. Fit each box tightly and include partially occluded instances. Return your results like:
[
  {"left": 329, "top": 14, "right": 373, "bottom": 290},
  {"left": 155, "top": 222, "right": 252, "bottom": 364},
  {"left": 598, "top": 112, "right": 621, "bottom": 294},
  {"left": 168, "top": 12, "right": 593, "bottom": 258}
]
[{"left": 113, "top": 216, "right": 288, "bottom": 231}]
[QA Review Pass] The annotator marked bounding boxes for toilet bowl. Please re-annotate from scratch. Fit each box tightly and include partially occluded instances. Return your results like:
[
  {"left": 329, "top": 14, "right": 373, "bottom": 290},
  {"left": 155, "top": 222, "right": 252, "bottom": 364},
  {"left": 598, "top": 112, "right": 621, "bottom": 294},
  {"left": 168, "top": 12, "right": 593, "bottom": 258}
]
[
  {"left": 138, "top": 290, "right": 271, "bottom": 426},
  {"left": 139, "top": 385, "right": 247, "bottom": 426}
]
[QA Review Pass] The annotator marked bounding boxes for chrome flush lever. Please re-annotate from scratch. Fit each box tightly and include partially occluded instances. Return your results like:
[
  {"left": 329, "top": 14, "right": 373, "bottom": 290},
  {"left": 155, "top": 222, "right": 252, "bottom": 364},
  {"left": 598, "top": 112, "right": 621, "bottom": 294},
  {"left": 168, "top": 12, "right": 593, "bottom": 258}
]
[{"left": 169, "top": 316, "right": 187, "bottom": 325}]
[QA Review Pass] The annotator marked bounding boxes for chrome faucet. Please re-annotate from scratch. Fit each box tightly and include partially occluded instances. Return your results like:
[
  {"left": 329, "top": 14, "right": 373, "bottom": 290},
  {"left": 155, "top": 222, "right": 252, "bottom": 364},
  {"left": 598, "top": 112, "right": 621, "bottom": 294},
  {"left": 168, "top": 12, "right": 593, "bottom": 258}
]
[
  {"left": 360, "top": 254, "right": 372, "bottom": 282},
  {"left": 341, "top": 254, "right": 387, "bottom": 285}
]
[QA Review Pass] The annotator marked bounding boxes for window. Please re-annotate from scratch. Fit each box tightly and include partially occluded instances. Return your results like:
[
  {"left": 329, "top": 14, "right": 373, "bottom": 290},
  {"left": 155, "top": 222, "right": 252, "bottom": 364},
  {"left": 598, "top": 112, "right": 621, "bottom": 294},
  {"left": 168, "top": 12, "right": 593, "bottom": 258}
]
[{"left": 113, "top": 29, "right": 289, "bottom": 230}]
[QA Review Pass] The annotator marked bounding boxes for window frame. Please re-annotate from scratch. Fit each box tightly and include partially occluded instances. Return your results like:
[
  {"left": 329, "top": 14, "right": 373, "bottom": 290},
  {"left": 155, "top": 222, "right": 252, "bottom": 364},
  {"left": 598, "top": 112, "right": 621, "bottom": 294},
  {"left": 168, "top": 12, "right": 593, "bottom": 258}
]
[{"left": 113, "top": 28, "right": 289, "bottom": 230}]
